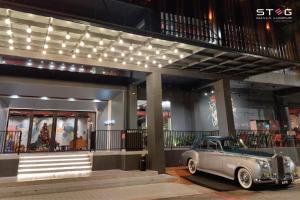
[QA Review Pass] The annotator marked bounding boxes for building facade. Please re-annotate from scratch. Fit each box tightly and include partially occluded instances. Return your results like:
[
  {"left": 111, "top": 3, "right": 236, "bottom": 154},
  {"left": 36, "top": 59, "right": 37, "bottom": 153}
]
[{"left": 0, "top": 0, "right": 299, "bottom": 179}]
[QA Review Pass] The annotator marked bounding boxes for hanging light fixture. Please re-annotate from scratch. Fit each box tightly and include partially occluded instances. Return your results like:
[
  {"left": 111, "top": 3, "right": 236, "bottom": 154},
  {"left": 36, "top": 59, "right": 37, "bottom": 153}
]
[
  {"left": 65, "top": 32, "right": 71, "bottom": 40},
  {"left": 26, "top": 26, "right": 32, "bottom": 33}
]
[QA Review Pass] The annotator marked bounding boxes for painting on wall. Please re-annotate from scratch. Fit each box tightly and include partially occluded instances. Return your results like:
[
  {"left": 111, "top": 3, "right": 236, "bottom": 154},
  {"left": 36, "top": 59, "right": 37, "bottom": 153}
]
[
  {"left": 55, "top": 117, "right": 75, "bottom": 151},
  {"left": 208, "top": 95, "right": 218, "bottom": 128},
  {"left": 30, "top": 117, "right": 53, "bottom": 151},
  {"left": 6, "top": 116, "right": 30, "bottom": 152}
]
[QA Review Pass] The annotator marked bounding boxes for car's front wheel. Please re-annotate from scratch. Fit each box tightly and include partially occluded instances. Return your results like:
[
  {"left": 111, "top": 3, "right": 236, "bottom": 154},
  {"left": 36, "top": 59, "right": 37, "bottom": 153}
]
[
  {"left": 187, "top": 159, "right": 197, "bottom": 175},
  {"left": 237, "top": 168, "right": 253, "bottom": 189}
]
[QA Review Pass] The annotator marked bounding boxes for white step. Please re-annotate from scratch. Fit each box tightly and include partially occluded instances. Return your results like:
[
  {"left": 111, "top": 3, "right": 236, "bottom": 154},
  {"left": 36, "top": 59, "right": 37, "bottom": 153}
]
[{"left": 17, "top": 152, "right": 92, "bottom": 181}]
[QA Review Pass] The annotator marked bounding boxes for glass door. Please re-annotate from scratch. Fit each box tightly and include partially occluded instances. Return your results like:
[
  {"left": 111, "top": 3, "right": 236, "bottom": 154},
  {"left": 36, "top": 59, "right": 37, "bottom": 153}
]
[{"left": 55, "top": 113, "right": 76, "bottom": 151}]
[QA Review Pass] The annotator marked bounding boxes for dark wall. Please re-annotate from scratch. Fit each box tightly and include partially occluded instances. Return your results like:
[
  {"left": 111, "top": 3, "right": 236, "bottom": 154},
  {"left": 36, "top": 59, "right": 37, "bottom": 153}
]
[{"left": 0, "top": 159, "right": 19, "bottom": 177}]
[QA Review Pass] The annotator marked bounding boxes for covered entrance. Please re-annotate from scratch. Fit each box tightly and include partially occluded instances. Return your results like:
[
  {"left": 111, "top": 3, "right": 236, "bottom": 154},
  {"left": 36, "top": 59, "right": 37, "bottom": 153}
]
[{"left": 6, "top": 109, "right": 95, "bottom": 153}]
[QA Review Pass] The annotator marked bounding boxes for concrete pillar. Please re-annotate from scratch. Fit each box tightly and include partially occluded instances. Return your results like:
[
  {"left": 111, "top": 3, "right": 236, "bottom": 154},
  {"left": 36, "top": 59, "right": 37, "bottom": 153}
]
[
  {"left": 146, "top": 70, "right": 165, "bottom": 174},
  {"left": 213, "top": 79, "right": 236, "bottom": 136},
  {"left": 274, "top": 96, "right": 289, "bottom": 131},
  {"left": 127, "top": 84, "right": 138, "bottom": 129}
]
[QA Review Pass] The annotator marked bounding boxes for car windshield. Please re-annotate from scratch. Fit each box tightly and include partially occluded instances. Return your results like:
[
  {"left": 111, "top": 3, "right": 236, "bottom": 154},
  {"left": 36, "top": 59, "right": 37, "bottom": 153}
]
[{"left": 221, "top": 138, "right": 247, "bottom": 151}]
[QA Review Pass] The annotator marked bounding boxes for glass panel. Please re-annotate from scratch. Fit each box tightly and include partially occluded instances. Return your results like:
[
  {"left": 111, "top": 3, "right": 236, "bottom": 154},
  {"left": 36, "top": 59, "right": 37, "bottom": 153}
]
[
  {"left": 76, "top": 118, "right": 89, "bottom": 150},
  {"left": 30, "top": 117, "right": 53, "bottom": 152},
  {"left": 55, "top": 117, "right": 75, "bottom": 151},
  {"left": 6, "top": 116, "right": 30, "bottom": 152}
]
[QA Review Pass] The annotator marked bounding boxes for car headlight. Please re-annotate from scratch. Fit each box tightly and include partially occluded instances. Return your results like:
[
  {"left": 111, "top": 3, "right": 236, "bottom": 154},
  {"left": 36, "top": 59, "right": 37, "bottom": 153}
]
[{"left": 256, "top": 159, "right": 269, "bottom": 169}]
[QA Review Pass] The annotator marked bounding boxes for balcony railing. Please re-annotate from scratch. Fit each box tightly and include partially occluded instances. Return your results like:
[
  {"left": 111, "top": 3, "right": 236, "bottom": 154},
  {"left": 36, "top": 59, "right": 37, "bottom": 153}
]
[{"left": 160, "top": 12, "right": 299, "bottom": 61}]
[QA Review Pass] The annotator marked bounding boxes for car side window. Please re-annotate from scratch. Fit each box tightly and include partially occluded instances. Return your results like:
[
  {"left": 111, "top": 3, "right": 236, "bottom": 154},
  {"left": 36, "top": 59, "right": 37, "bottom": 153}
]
[
  {"left": 200, "top": 140, "right": 208, "bottom": 149},
  {"left": 208, "top": 140, "right": 217, "bottom": 150}
]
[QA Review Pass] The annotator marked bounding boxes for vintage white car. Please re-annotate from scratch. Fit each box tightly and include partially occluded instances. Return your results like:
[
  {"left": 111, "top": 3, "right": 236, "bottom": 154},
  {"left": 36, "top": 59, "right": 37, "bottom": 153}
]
[{"left": 181, "top": 136, "right": 297, "bottom": 189}]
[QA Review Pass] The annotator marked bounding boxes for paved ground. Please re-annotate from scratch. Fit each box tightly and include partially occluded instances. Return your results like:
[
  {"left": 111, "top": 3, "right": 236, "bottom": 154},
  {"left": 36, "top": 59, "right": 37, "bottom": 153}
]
[{"left": 0, "top": 167, "right": 299, "bottom": 200}]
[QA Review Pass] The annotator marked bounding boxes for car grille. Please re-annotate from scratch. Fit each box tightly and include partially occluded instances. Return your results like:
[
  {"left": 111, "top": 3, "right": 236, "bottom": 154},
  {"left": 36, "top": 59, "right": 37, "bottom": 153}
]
[{"left": 271, "top": 155, "right": 285, "bottom": 179}]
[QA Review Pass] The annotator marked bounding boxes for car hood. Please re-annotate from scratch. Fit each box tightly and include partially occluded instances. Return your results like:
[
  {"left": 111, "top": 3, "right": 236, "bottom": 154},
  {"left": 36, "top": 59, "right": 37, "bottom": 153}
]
[{"left": 226, "top": 148, "right": 274, "bottom": 158}]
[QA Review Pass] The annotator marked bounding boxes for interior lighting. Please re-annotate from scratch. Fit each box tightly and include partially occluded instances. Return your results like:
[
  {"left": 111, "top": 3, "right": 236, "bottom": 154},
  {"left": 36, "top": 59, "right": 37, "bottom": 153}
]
[
  {"left": 65, "top": 33, "right": 71, "bottom": 40},
  {"left": 130, "top": 57, "right": 134, "bottom": 61},
  {"left": 58, "top": 50, "right": 63, "bottom": 54},
  {"left": 129, "top": 45, "right": 133, "bottom": 51},
  {"left": 6, "top": 30, "right": 12, "bottom": 35},
  {"left": 93, "top": 99, "right": 101, "bottom": 103},
  {"left": 118, "top": 38, "right": 123, "bottom": 44},
  {"left": 85, "top": 32, "right": 90, "bottom": 38},
  {"left": 158, "top": 64, "right": 162, "bottom": 68},
  {"left": 114, "top": 58, "right": 118, "bottom": 62},
  {"left": 110, "top": 47, "right": 115, "bottom": 52},
  {"left": 61, "top": 43, "right": 66, "bottom": 48},
  {"left": 26, "top": 26, "right": 32, "bottom": 33},
  {"left": 79, "top": 67, "right": 85, "bottom": 72},
  {"left": 148, "top": 44, "right": 152, "bottom": 49},
  {"left": 146, "top": 56, "right": 149, "bottom": 60},
  {"left": 70, "top": 65, "right": 76, "bottom": 71},
  {"left": 138, "top": 51, "right": 142, "bottom": 56},
  {"left": 99, "top": 39, "right": 104, "bottom": 45},
  {"left": 152, "top": 60, "right": 156, "bottom": 64},
  {"left": 26, "top": 45, "right": 31, "bottom": 50},
  {"left": 80, "top": 41, "right": 85, "bottom": 47},
  {"left": 68, "top": 98, "right": 76, "bottom": 101},
  {"left": 93, "top": 48, "right": 97, "bottom": 53},
  {"left": 44, "top": 44, "right": 48, "bottom": 49},
  {"left": 103, "top": 53, "right": 108, "bottom": 57},
  {"left": 155, "top": 50, "right": 160, "bottom": 55},
  {"left": 98, "top": 57, "right": 102, "bottom": 62},
  {"left": 137, "top": 61, "right": 141, "bottom": 65},
  {"left": 122, "top": 61, "right": 126, "bottom": 65},
  {"left": 46, "top": 36, "right": 51, "bottom": 41},
  {"left": 4, "top": 18, "right": 10, "bottom": 24},
  {"left": 42, "top": 50, "right": 47, "bottom": 55},
  {"left": 162, "top": 55, "right": 166, "bottom": 59},
  {"left": 9, "top": 46, "right": 14, "bottom": 50},
  {"left": 87, "top": 54, "right": 91, "bottom": 58},
  {"left": 48, "top": 25, "right": 53, "bottom": 32},
  {"left": 8, "top": 38, "right": 13, "bottom": 44},
  {"left": 41, "top": 96, "right": 49, "bottom": 100},
  {"left": 72, "top": 54, "right": 76, "bottom": 59},
  {"left": 144, "top": 64, "right": 148, "bottom": 68},
  {"left": 204, "top": 92, "right": 208, "bottom": 96},
  {"left": 26, "top": 37, "right": 31, "bottom": 43},
  {"left": 75, "top": 48, "right": 80, "bottom": 53},
  {"left": 174, "top": 48, "right": 178, "bottom": 53},
  {"left": 168, "top": 59, "right": 172, "bottom": 64},
  {"left": 180, "top": 54, "right": 184, "bottom": 58},
  {"left": 9, "top": 95, "right": 19, "bottom": 99}
]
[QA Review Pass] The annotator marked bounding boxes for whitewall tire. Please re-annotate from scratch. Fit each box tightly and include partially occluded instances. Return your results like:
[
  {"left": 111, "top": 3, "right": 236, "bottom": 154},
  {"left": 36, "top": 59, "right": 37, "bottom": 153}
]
[
  {"left": 237, "top": 168, "right": 253, "bottom": 189},
  {"left": 188, "top": 159, "right": 197, "bottom": 175}
]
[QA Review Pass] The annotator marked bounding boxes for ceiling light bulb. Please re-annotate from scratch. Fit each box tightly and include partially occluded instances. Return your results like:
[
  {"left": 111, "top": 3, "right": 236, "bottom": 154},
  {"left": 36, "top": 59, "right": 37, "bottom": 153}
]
[
  {"left": 130, "top": 57, "right": 134, "bottom": 61},
  {"left": 174, "top": 48, "right": 178, "bottom": 53},
  {"left": 148, "top": 44, "right": 152, "bottom": 49},
  {"left": 46, "top": 36, "right": 51, "bottom": 41},
  {"left": 10, "top": 95, "right": 19, "bottom": 99},
  {"left": 99, "top": 40, "right": 104, "bottom": 45},
  {"left": 146, "top": 56, "right": 149, "bottom": 60},
  {"left": 111, "top": 47, "right": 115, "bottom": 52},
  {"left": 61, "top": 43, "right": 66, "bottom": 48},
  {"left": 41, "top": 96, "right": 49, "bottom": 100},
  {"left": 155, "top": 50, "right": 160, "bottom": 55},
  {"left": 75, "top": 48, "right": 80, "bottom": 53},
  {"left": 48, "top": 25, "right": 53, "bottom": 32},
  {"left": 104, "top": 53, "right": 108, "bottom": 57},
  {"left": 93, "top": 99, "right": 101, "bottom": 103},
  {"left": 8, "top": 38, "right": 13, "bottom": 44},
  {"left": 180, "top": 54, "right": 184, "bottom": 58},
  {"left": 144, "top": 64, "right": 148, "bottom": 68},
  {"left": 80, "top": 41, "right": 85, "bottom": 46},
  {"left": 114, "top": 58, "right": 118, "bottom": 62},
  {"left": 138, "top": 51, "right": 142, "bottom": 56},
  {"left": 168, "top": 59, "right": 172, "bottom": 64},
  {"left": 162, "top": 55, "right": 166, "bottom": 59},
  {"left": 42, "top": 50, "right": 46, "bottom": 55},
  {"left": 68, "top": 98, "right": 75, "bottom": 101},
  {"left": 118, "top": 39, "right": 123, "bottom": 44},
  {"left": 70, "top": 66, "right": 76, "bottom": 71},
  {"left": 9, "top": 46, "right": 14, "bottom": 50},
  {"left": 26, "top": 26, "right": 32, "bottom": 33},
  {"left": 98, "top": 57, "right": 102, "bottom": 62},
  {"left": 65, "top": 33, "right": 71, "bottom": 40},
  {"left": 60, "top": 65, "right": 66, "bottom": 70},
  {"left": 121, "top": 52, "right": 125, "bottom": 57},
  {"left": 44, "top": 44, "right": 48, "bottom": 49},
  {"left": 122, "top": 61, "right": 126, "bottom": 65},
  {"left": 26, "top": 37, "right": 31, "bottom": 43},
  {"left": 137, "top": 61, "right": 141, "bottom": 65},
  {"left": 129, "top": 45, "right": 133, "bottom": 51},
  {"left": 79, "top": 67, "right": 84, "bottom": 72},
  {"left": 152, "top": 60, "right": 156, "bottom": 64},
  {"left": 26, "top": 45, "right": 31, "bottom": 50},
  {"left": 72, "top": 54, "right": 76, "bottom": 58},
  {"left": 93, "top": 47, "right": 97, "bottom": 52},
  {"left": 158, "top": 64, "right": 162, "bottom": 68},
  {"left": 4, "top": 18, "right": 10, "bottom": 24},
  {"left": 6, "top": 30, "right": 12, "bottom": 35},
  {"left": 85, "top": 32, "right": 90, "bottom": 38},
  {"left": 58, "top": 50, "right": 63, "bottom": 54},
  {"left": 87, "top": 54, "right": 91, "bottom": 58}
]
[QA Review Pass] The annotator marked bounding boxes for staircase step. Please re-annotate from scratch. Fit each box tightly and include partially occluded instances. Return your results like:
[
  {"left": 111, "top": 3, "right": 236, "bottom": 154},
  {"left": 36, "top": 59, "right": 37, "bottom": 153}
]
[
  {"left": 19, "top": 162, "right": 91, "bottom": 169},
  {"left": 19, "top": 157, "right": 90, "bottom": 163}
]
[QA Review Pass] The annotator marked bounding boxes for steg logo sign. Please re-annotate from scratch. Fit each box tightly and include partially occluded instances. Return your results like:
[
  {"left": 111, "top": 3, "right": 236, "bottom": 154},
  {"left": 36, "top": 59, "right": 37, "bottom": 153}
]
[{"left": 256, "top": 8, "right": 293, "bottom": 22}]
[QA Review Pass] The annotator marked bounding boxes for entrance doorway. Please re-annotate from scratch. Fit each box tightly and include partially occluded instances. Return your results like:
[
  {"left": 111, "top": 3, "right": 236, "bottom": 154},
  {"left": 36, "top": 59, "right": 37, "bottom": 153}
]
[{"left": 5, "top": 109, "right": 96, "bottom": 153}]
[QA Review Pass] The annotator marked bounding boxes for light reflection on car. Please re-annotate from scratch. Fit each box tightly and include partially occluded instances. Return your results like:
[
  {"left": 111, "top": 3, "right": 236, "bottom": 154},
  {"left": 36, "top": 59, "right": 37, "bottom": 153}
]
[{"left": 181, "top": 136, "right": 297, "bottom": 189}]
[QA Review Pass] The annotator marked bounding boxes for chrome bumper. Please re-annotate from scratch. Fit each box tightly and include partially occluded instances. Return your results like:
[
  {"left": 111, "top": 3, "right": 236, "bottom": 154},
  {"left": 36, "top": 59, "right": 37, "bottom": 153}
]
[{"left": 254, "top": 174, "right": 294, "bottom": 184}]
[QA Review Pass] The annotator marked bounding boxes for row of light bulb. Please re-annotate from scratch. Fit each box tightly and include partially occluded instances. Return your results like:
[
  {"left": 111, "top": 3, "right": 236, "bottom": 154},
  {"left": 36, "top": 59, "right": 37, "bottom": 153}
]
[
  {"left": 8, "top": 94, "right": 102, "bottom": 103},
  {"left": 4, "top": 18, "right": 185, "bottom": 68}
]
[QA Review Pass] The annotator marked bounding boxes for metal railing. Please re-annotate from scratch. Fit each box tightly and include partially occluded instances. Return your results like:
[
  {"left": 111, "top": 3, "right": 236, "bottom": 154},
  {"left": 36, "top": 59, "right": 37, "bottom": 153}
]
[
  {"left": 0, "top": 131, "right": 22, "bottom": 154},
  {"left": 164, "top": 130, "right": 219, "bottom": 149},
  {"left": 236, "top": 130, "right": 300, "bottom": 148}
]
